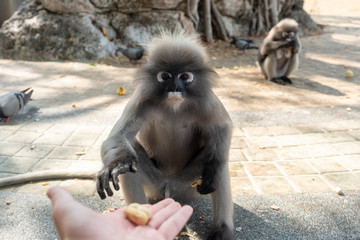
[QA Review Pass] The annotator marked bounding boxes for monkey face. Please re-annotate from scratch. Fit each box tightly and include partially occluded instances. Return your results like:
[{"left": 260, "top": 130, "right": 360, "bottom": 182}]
[
  {"left": 156, "top": 71, "right": 194, "bottom": 108},
  {"left": 281, "top": 31, "right": 296, "bottom": 42}
]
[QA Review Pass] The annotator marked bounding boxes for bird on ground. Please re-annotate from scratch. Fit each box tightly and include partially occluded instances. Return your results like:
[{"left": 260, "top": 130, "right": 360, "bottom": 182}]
[
  {"left": 0, "top": 87, "right": 33, "bottom": 122},
  {"left": 117, "top": 47, "right": 145, "bottom": 62},
  {"left": 230, "top": 36, "right": 258, "bottom": 50}
]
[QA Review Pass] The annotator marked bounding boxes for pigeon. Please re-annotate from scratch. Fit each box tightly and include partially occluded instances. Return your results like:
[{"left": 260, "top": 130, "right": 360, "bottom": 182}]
[
  {"left": 230, "top": 36, "right": 258, "bottom": 50},
  {"left": 117, "top": 47, "right": 145, "bottom": 62},
  {"left": 0, "top": 87, "right": 33, "bottom": 122}
]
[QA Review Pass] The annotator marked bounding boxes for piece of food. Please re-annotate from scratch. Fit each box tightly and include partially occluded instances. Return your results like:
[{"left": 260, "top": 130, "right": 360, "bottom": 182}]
[
  {"left": 191, "top": 179, "right": 202, "bottom": 187},
  {"left": 117, "top": 87, "right": 126, "bottom": 95},
  {"left": 335, "top": 187, "right": 343, "bottom": 195},
  {"left": 124, "top": 203, "right": 152, "bottom": 225},
  {"left": 345, "top": 69, "right": 353, "bottom": 78}
]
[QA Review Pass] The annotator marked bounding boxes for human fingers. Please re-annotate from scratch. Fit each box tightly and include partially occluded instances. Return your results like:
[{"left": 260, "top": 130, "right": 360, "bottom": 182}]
[
  {"left": 147, "top": 201, "right": 181, "bottom": 229},
  {"left": 47, "top": 186, "right": 74, "bottom": 206},
  {"left": 149, "top": 198, "right": 175, "bottom": 215},
  {"left": 158, "top": 205, "right": 193, "bottom": 240}
]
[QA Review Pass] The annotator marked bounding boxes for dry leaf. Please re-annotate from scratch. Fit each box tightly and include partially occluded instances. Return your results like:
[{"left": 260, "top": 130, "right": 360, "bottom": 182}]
[
  {"left": 76, "top": 152, "right": 86, "bottom": 156},
  {"left": 270, "top": 205, "right": 280, "bottom": 211},
  {"left": 42, "top": 182, "right": 48, "bottom": 186}
]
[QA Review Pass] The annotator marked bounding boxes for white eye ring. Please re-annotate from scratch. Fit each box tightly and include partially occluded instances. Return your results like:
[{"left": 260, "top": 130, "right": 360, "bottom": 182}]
[
  {"left": 178, "top": 72, "right": 194, "bottom": 83},
  {"left": 282, "top": 32, "right": 288, "bottom": 38},
  {"left": 289, "top": 32, "right": 295, "bottom": 37},
  {"left": 157, "top": 72, "right": 172, "bottom": 83}
]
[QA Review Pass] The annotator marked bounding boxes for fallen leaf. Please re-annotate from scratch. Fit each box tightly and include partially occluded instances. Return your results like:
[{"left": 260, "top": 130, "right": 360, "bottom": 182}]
[
  {"left": 42, "top": 182, "right": 48, "bottom": 186},
  {"left": 76, "top": 152, "right": 86, "bottom": 156},
  {"left": 180, "top": 232, "right": 191, "bottom": 237}
]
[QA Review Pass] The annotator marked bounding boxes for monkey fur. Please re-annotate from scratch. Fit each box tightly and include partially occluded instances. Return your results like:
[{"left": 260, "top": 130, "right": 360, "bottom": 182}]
[
  {"left": 96, "top": 30, "right": 234, "bottom": 240},
  {"left": 258, "top": 18, "right": 301, "bottom": 85}
]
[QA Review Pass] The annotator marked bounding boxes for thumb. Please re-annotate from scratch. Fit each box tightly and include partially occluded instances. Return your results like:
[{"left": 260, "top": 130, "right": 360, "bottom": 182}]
[{"left": 47, "top": 186, "right": 74, "bottom": 205}]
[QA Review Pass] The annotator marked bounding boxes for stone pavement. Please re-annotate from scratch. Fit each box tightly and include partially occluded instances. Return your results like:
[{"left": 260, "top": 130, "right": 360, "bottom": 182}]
[{"left": 0, "top": 13, "right": 360, "bottom": 200}]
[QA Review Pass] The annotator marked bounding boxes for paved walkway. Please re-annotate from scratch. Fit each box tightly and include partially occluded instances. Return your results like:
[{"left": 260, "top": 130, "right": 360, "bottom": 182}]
[{"left": 1, "top": 13, "right": 360, "bottom": 199}]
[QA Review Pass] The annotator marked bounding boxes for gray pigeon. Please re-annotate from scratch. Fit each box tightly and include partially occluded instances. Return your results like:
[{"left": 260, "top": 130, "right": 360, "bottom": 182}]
[
  {"left": 117, "top": 47, "right": 145, "bottom": 62},
  {"left": 230, "top": 36, "right": 258, "bottom": 50},
  {"left": 0, "top": 87, "right": 33, "bottom": 122}
]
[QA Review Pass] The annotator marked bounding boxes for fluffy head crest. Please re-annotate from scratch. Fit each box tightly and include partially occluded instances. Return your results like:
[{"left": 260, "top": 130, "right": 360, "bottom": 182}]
[
  {"left": 276, "top": 18, "right": 299, "bottom": 31},
  {"left": 146, "top": 29, "right": 208, "bottom": 64}
]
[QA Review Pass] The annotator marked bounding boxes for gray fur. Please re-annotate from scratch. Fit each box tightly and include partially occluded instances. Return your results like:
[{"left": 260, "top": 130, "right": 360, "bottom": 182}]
[
  {"left": 0, "top": 88, "right": 33, "bottom": 120},
  {"left": 258, "top": 18, "right": 301, "bottom": 85},
  {"left": 97, "top": 31, "right": 234, "bottom": 239}
]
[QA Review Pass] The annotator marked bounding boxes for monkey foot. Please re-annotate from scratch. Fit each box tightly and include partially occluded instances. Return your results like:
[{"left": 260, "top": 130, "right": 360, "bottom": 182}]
[
  {"left": 280, "top": 76, "right": 293, "bottom": 84},
  {"left": 270, "top": 78, "right": 287, "bottom": 85}
]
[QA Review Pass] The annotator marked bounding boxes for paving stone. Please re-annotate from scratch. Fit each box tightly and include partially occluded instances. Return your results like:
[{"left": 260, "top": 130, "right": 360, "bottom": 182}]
[
  {"left": 75, "top": 125, "right": 107, "bottom": 135},
  {"left": 307, "top": 157, "right": 349, "bottom": 173},
  {"left": 232, "top": 127, "right": 245, "bottom": 137},
  {"left": 47, "top": 123, "right": 78, "bottom": 134},
  {"left": 231, "top": 177, "right": 257, "bottom": 195},
  {"left": 0, "top": 130, "right": 15, "bottom": 140},
  {"left": 276, "top": 161, "right": 317, "bottom": 175},
  {"left": 20, "top": 121, "right": 54, "bottom": 132},
  {"left": 0, "top": 157, "right": 40, "bottom": 174},
  {"left": 14, "top": 145, "right": 54, "bottom": 158},
  {"left": 68, "top": 160, "right": 102, "bottom": 172},
  {"left": 0, "top": 156, "right": 7, "bottom": 164},
  {"left": 242, "top": 126, "right": 272, "bottom": 136},
  {"left": 94, "top": 134, "right": 107, "bottom": 148},
  {"left": 47, "top": 146, "right": 86, "bottom": 160},
  {"left": 244, "top": 162, "right": 283, "bottom": 176},
  {"left": 267, "top": 126, "right": 301, "bottom": 135},
  {"left": 64, "top": 134, "right": 99, "bottom": 147},
  {"left": 243, "top": 149, "right": 279, "bottom": 161},
  {"left": 230, "top": 137, "right": 248, "bottom": 149},
  {"left": 31, "top": 159, "right": 73, "bottom": 171},
  {"left": 252, "top": 176, "right": 296, "bottom": 194},
  {"left": 322, "top": 172, "right": 360, "bottom": 190},
  {"left": 0, "top": 123, "right": 25, "bottom": 131},
  {"left": 274, "top": 135, "right": 306, "bottom": 147},
  {"left": 347, "top": 130, "right": 360, "bottom": 140},
  {"left": 5, "top": 131, "right": 42, "bottom": 143},
  {"left": 289, "top": 175, "right": 332, "bottom": 193},
  {"left": 246, "top": 136, "right": 278, "bottom": 148},
  {"left": 33, "top": 132, "right": 72, "bottom": 145},
  {"left": 335, "top": 155, "right": 360, "bottom": 171},
  {"left": 293, "top": 125, "right": 325, "bottom": 134},
  {"left": 79, "top": 147, "right": 101, "bottom": 161},
  {"left": 332, "top": 141, "right": 360, "bottom": 155},
  {"left": 273, "top": 146, "right": 312, "bottom": 160},
  {"left": 0, "top": 142, "right": 25, "bottom": 156},
  {"left": 15, "top": 180, "right": 61, "bottom": 194},
  {"left": 229, "top": 149, "right": 247, "bottom": 162},
  {"left": 300, "top": 144, "right": 340, "bottom": 158},
  {"left": 337, "top": 120, "right": 360, "bottom": 130},
  {"left": 229, "top": 162, "right": 247, "bottom": 177},
  {"left": 312, "top": 122, "right": 348, "bottom": 132},
  {"left": 59, "top": 179, "right": 96, "bottom": 196}
]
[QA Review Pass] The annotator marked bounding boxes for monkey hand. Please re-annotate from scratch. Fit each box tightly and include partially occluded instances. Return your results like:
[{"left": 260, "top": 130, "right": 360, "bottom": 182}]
[
  {"left": 96, "top": 148, "right": 138, "bottom": 199},
  {"left": 196, "top": 165, "right": 219, "bottom": 195}
]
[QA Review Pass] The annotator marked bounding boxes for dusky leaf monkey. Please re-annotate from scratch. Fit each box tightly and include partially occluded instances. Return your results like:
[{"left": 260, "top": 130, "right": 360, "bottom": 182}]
[
  {"left": 96, "top": 30, "right": 234, "bottom": 240},
  {"left": 258, "top": 18, "right": 301, "bottom": 85}
]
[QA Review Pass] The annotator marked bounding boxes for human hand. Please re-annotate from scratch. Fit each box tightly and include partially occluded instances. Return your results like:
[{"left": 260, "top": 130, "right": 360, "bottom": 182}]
[{"left": 47, "top": 186, "right": 193, "bottom": 240}]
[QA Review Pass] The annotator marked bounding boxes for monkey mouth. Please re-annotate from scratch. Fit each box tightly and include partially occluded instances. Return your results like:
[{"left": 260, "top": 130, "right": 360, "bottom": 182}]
[{"left": 166, "top": 92, "right": 184, "bottom": 106}]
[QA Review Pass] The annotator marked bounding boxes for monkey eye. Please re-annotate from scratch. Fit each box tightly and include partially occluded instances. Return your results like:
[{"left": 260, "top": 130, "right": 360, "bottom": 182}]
[
  {"left": 178, "top": 72, "right": 194, "bottom": 83},
  {"left": 157, "top": 72, "right": 172, "bottom": 82},
  {"left": 282, "top": 32, "right": 288, "bottom": 38},
  {"left": 288, "top": 32, "right": 295, "bottom": 37}
]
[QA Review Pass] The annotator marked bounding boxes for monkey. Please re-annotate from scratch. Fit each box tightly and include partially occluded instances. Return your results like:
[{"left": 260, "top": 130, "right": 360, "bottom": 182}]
[
  {"left": 96, "top": 30, "right": 234, "bottom": 240},
  {"left": 258, "top": 18, "right": 301, "bottom": 85}
]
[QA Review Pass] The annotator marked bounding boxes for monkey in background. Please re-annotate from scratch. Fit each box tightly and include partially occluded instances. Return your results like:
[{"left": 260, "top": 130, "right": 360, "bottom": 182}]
[
  {"left": 258, "top": 18, "right": 301, "bottom": 85},
  {"left": 96, "top": 30, "right": 234, "bottom": 240}
]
